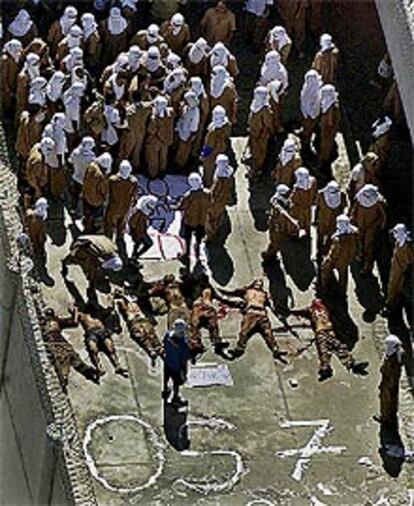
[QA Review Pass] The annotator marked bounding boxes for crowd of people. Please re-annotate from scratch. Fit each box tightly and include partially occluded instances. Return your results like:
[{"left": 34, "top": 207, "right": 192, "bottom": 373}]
[{"left": 2, "top": 1, "right": 412, "bottom": 419}]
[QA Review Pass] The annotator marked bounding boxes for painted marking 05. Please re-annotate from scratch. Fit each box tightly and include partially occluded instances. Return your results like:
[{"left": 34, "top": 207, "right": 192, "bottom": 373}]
[
  {"left": 276, "top": 419, "right": 346, "bottom": 482},
  {"left": 83, "top": 415, "right": 165, "bottom": 494}
]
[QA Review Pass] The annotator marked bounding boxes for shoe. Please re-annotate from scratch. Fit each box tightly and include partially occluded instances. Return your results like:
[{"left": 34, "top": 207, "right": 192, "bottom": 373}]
[
  {"left": 227, "top": 349, "right": 244, "bottom": 360},
  {"left": 318, "top": 368, "right": 333, "bottom": 382},
  {"left": 150, "top": 355, "right": 157, "bottom": 368},
  {"left": 177, "top": 253, "right": 189, "bottom": 265},
  {"left": 214, "top": 342, "right": 230, "bottom": 352},
  {"left": 162, "top": 388, "right": 171, "bottom": 401},
  {"left": 273, "top": 350, "right": 288, "bottom": 364},
  {"left": 115, "top": 367, "right": 129, "bottom": 378},
  {"left": 351, "top": 361, "right": 369, "bottom": 375},
  {"left": 373, "top": 414, "right": 383, "bottom": 424}
]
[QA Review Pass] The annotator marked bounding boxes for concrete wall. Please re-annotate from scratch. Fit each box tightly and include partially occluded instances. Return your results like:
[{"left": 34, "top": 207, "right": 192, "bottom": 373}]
[{"left": 0, "top": 130, "right": 97, "bottom": 505}]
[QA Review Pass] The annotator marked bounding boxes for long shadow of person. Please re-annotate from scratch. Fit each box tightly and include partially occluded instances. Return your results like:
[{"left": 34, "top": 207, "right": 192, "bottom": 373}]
[
  {"left": 351, "top": 261, "right": 384, "bottom": 323},
  {"left": 205, "top": 214, "right": 234, "bottom": 285},
  {"left": 46, "top": 201, "right": 67, "bottom": 247},
  {"left": 163, "top": 402, "right": 190, "bottom": 451},
  {"left": 247, "top": 174, "right": 274, "bottom": 232},
  {"left": 263, "top": 260, "right": 294, "bottom": 316},
  {"left": 378, "top": 423, "right": 405, "bottom": 478},
  {"left": 281, "top": 238, "right": 316, "bottom": 292}
]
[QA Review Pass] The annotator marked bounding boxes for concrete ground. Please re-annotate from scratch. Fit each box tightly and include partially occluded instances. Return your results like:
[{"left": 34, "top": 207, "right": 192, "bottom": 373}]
[{"left": 40, "top": 133, "right": 413, "bottom": 504}]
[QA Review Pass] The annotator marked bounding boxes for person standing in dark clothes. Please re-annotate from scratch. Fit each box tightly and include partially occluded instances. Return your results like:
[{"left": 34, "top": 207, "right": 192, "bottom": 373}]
[{"left": 163, "top": 318, "right": 191, "bottom": 408}]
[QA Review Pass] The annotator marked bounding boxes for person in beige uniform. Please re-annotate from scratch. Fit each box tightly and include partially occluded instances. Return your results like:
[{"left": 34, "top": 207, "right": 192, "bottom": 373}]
[
  {"left": 290, "top": 167, "right": 317, "bottom": 234},
  {"left": 384, "top": 224, "right": 413, "bottom": 312},
  {"left": 267, "top": 78, "right": 284, "bottom": 135},
  {"left": 209, "top": 65, "right": 238, "bottom": 126},
  {"left": 131, "top": 23, "right": 165, "bottom": 50},
  {"left": 160, "top": 13, "right": 191, "bottom": 56},
  {"left": 6, "top": 9, "right": 38, "bottom": 48},
  {"left": 201, "top": 1, "right": 236, "bottom": 47},
  {"left": 16, "top": 52, "right": 41, "bottom": 122},
  {"left": 271, "top": 138, "right": 302, "bottom": 187},
  {"left": 104, "top": 160, "right": 138, "bottom": 242},
  {"left": 244, "top": 0, "right": 274, "bottom": 51},
  {"left": 262, "top": 184, "right": 302, "bottom": 263},
  {"left": 41, "top": 307, "right": 98, "bottom": 393},
  {"left": 61, "top": 234, "right": 123, "bottom": 301},
  {"left": 351, "top": 184, "right": 387, "bottom": 275},
  {"left": 140, "top": 47, "right": 167, "bottom": 97},
  {"left": 247, "top": 85, "right": 274, "bottom": 178},
  {"left": 175, "top": 91, "right": 201, "bottom": 171},
  {"left": 81, "top": 13, "right": 101, "bottom": 72},
  {"left": 300, "top": 69, "right": 322, "bottom": 151},
  {"left": 47, "top": 6, "right": 78, "bottom": 56},
  {"left": 26, "top": 137, "right": 57, "bottom": 198},
  {"left": 163, "top": 67, "right": 187, "bottom": 114},
  {"left": 1, "top": 39, "right": 23, "bottom": 113},
  {"left": 100, "top": 7, "right": 128, "bottom": 66},
  {"left": 315, "top": 180, "right": 347, "bottom": 258},
  {"left": 312, "top": 33, "right": 339, "bottom": 84},
  {"left": 266, "top": 25, "right": 292, "bottom": 63},
  {"left": 128, "top": 195, "right": 158, "bottom": 265},
  {"left": 259, "top": 50, "right": 288, "bottom": 93},
  {"left": 277, "top": 0, "right": 309, "bottom": 58},
  {"left": 209, "top": 42, "right": 239, "bottom": 79},
  {"left": 184, "top": 37, "right": 210, "bottom": 79},
  {"left": 114, "top": 289, "right": 164, "bottom": 366},
  {"left": 15, "top": 104, "right": 45, "bottom": 162},
  {"left": 118, "top": 92, "right": 151, "bottom": 170},
  {"left": 206, "top": 154, "right": 234, "bottom": 242},
  {"left": 320, "top": 215, "right": 359, "bottom": 297},
  {"left": 145, "top": 95, "right": 175, "bottom": 179},
  {"left": 83, "top": 153, "right": 112, "bottom": 233},
  {"left": 25, "top": 197, "right": 48, "bottom": 265},
  {"left": 56, "top": 24, "right": 83, "bottom": 62},
  {"left": 349, "top": 152, "right": 382, "bottom": 201},
  {"left": 189, "top": 77, "right": 210, "bottom": 157},
  {"left": 178, "top": 173, "right": 210, "bottom": 265},
  {"left": 218, "top": 278, "right": 287, "bottom": 361},
  {"left": 369, "top": 116, "right": 392, "bottom": 170},
  {"left": 200, "top": 105, "right": 232, "bottom": 187},
  {"left": 318, "top": 84, "right": 340, "bottom": 166}
]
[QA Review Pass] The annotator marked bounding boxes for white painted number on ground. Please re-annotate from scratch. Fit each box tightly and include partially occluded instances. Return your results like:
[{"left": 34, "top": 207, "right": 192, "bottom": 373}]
[{"left": 275, "top": 419, "right": 346, "bottom": 482}]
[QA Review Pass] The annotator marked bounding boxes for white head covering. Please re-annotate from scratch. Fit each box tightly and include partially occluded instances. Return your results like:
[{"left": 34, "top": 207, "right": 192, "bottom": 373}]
[
  {"left": 46, "top": 71, "right": 66, "bottom": 102},
  {"left": 166, "top": 51, "right": 181, "bottom": 70},
  {"left": 145, "top": 46, "right": 161, "bottom": 72},
  {"left": 188, "top": 172, "right": 203, "bottom": 191},
  {"left": 80, "top": 136, "right": 96, "bottom": 154},
  {"left": 81, "top": 13, "right": 97, "bottom": 40},
  {"left": 136, "top": 195, "right": 157, "bottom": 216},
  {"left": 118, "top": 160, "right": 132, "bottom": 179},
  {"left": 8, "top": 9, "right": 33, "bottom": 38},
  {"left": 146, "top": 24, "right": 160, "bottom": 44},
  {"left": 50, "top": 112, "right": 68, "bottom": 158},
  {"left": 214, "top": 154, "right": 234, "bottom": 179},
  {"left": 355, "top": 184, "right": 380, "bottom": 208},
  {"left": 63, "top": 47, "right": 83, "bottom": 72},
  {"left": 176, "top": 91, "right": 200, "bottom": 142},
  {"left": 29, "top": 77, "right": 47, "bottom": 107},
  {"left": 39, "top": 136, "right": 59, "bottom": 168},
  {"left": 34, "top": 197, "right": 48, "bottom": 220},
  {"left": 107, "top": 7, "right": 127, "bottom": 35},
  {"left": 321, "top": 84, "right": 338, "bottom": 114},
  {"left": 301, "top": 69, "right": 322, "bottom": 119},
  {"left": 320, "top": 33, "right": 334, "bottom": 52},
  {"left": 294, "top": 167, "right": 312, "bottom": 190},
  {"left": 23, "top": 52, "right": 40, "bottom": 80},
  {"left": 96, "top": 153, "right": 113, "bottom": 174},
  {"left": 384, "top": 334, "right": 402, "bottom": 361},
  {"left": 3, "top": 39, "right": 23, "bottom": 62},
  {"left": 69, "top": 137, "right": 96, "bottom": 184},
  {"left": 112, "top": 52, "right": 129, "bottom": 73},
  {"left": 210, "top": 65, "right": 231, "bottom": 99},
  {"left": 60, "top": 6, "right": 78, "bottom": 36},
  {"left": 63, "top": 81, "right": 85, "bottom": 132},
  {"left": 279, "top": 138, "right": 296, "bottom": 166},
  {"left": 121, "top": 0, "right": 139, "bottom": 11},
  {"left": 101, "top": 104, "right": 121, "bottom": 145},
  {"left": 164, "top": 67, "right": 186, "bottom": 94},
  {"left": 267, "top": 79, "right": 282, "bottom": 103},
  {"left": 372, "top": 116, "right": 392, "bottom": 139},
  {"left": 271, "top": 184, "right": 290, "bottom": 206},
  {"left": 270, "top": 26, "right": 289, "bottom": 50},
  {"left": 260, "top": 50, "right": 288, "bottom": 90},
  {"left": 322, "top": 180, "right": 341, "bottom": 209},
  {"left": 188, "top": 37, "right": 209, "bottom": 64},
  {"left": 210, "top": 42, "right": 229, "bottom": 68},
  {"left": 171, "top": 13, "right": 185, "bottom": 36},
  {"left": 101, "top": 255, "right": 123, "bottom": 271},
  {"left": 153, "top": 95, "right": 168, "bottom": 118},
  {"left": 334, "top": 214, "right": 357, "bottom": 237},
  {"left": 211, "top": 105, "right": 228, "bottom": 129},
  {"left": 190, "top": 76, "right": 205, "bottom": 97},
  {"left": 66, "top": 25, "right": 83, "bottom": 49},
  {"left": 250, "top": 85, "right": 269, "bottom": 113},
  {"left": 128, "top": 45, "right": 142, "bottom": 70},
  {"left": 391, "top": 223, "right": 411, "bottom": 247},
  {"left": 108, "top": 72, "right": 126, "bottom": 100}
]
